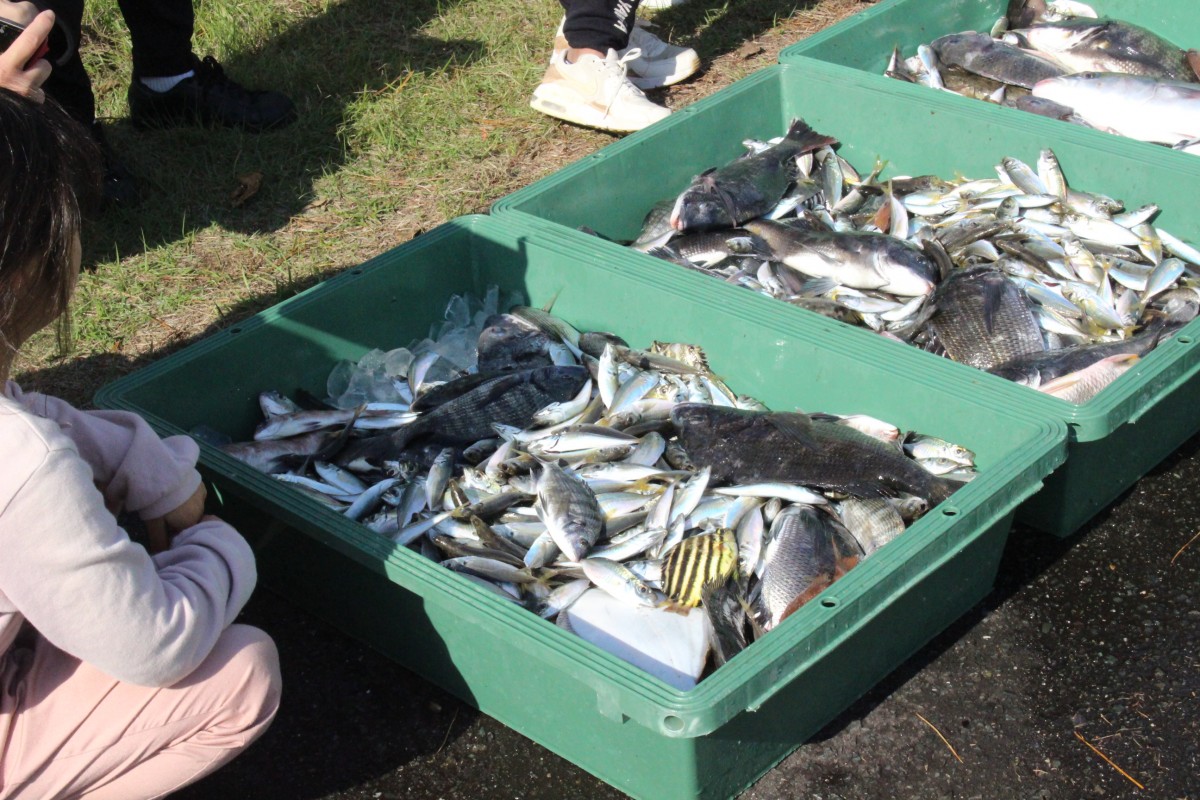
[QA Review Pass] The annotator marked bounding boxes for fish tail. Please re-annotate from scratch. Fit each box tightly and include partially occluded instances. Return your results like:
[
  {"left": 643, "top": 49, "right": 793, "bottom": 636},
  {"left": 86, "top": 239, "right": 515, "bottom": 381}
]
[{"left": 784, "top": 118, "right": 839, "bottom": 153}]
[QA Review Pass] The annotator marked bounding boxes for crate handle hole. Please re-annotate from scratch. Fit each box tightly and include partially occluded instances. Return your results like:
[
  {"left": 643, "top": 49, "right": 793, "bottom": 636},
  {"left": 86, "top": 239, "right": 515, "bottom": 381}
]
[
  {"left": 228, "top": 327, "right": 243, "bottom": 335},
  {"left": 942, "top": 506, "right": 960, "bottom": 517},
  {"left": 662, "top": 715, "right": 684, "bottom": 733},
  {"left": 350, "top": 269, "right": 363, "bottom": 275},
  {"left": 1178, "top": 336, "right": 1194, "bottom": 345},
  {"left": 820, "top": 597, "right": 838, "bottom": 608}
]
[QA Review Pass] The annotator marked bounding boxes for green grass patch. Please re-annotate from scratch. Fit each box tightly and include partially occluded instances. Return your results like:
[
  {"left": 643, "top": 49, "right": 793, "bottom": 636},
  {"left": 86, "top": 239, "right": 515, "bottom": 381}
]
[{"left": 14, "top": 0, "right": 832, "bottom": 405}]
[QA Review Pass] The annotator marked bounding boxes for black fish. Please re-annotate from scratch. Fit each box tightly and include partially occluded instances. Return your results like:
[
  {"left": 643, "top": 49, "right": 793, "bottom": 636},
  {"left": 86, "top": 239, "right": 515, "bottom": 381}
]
[
  {"left": 476, "top": 313, "right": 557, "bottom": 374},
  {"left": 340, "top": 365, "right": 589, "bottom": 467},
  {"left": 927, "top": 266, "right": 1045, "bottom": 370},
  {"left": 411, "top": 370, "right": 511, "bottom": 412},
  {"left": 932, "top": 32, "right": 1066, "bottom": 90},
  {"left": 578, "top": 331, "right": 629, "bottom": 359},
  {"left": 702, "top": 579, "right": 750, "bottom": 667},
  {"left": 671, "top": 404, "right": 957, "bottom": 505},
  {"left": 989, "top": 320, "right": 1175, "bottom": 385},
  {"left": 670, "top": 119, "right": 837, "bottom": 233}
]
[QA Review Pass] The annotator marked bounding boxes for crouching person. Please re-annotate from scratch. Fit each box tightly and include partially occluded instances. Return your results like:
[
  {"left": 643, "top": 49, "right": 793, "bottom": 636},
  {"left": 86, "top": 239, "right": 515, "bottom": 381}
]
[{"left": 0, "top": 88, "right": 279, "bottom": 800}]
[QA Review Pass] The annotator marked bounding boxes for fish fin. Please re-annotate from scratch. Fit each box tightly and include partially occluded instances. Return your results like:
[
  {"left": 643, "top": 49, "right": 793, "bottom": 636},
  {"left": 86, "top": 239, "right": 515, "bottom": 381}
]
[
  {"left": 765, "top": 412, "right": 822, "bottom": 451},
  {"left": 798, "top": 277, "right": 839, "bottom": 296},
  {"left": 980, "top": 277, "right": 1008, "bottom": 336},
  {"left": 873, "top": 198, "right": 892, "bottom": 233},
  {"left": 920, "top": 237, "right": 955, "bottom": 282},
  {"left": 658, "top": 600, "right": 696, "bottom": 616},
  {"left": 778, "top": 576, "right": 835, "bottom": 623},
  {"left": 739, "top": 597, "right": 768, "bottom": 641},
  {"left": 1189, "top": 50, "right": 1200, "bottom": 82},
  {"left": 334, "top": 432, "right": 398, "bottom": 471},
  {"left": 542, "top": 288, "right": 562, "bottom": 313},
  {"left": 309, "top": 409, "right": 366, "bottom": 472},
  {"left": 784, "top": 118, "right": 839, "bottom": 153}
]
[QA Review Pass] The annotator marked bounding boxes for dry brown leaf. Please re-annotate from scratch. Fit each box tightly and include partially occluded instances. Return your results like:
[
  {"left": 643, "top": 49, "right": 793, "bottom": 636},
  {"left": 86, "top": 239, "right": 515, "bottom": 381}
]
[{"left": 230, "top": 172, "right": 264, "bottom": 208}]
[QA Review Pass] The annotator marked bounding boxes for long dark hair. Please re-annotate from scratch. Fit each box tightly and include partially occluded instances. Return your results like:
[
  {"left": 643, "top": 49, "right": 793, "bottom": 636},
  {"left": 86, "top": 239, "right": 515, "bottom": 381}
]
[{"left": 0, "top": 89, "right": 100, "bottom": 354}]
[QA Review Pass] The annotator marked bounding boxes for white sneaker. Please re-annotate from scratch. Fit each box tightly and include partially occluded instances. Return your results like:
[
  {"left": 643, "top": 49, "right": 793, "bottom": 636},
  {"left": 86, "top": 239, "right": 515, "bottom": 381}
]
[
  {"left": 530, "top": 48, "right": 671, "bottom": 133},
  {"left": 551, "top": 18, "right": 701, "bottom": 90},
  {"left": 640, "top": 0, "right": 692, "bottom": 7},
  {"left": 620, "top": 21, "right": 701, "bottom": 89}
]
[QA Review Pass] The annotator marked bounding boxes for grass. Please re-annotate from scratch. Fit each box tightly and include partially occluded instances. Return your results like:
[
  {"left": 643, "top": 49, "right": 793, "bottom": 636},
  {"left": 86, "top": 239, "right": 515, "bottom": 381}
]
[{"left": 13, "top": 0, "right": 867, "bottom": 406}]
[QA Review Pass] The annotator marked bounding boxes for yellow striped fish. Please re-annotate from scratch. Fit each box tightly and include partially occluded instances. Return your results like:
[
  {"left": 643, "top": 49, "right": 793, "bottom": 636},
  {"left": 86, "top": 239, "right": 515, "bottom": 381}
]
[{"left": 662, "top": 528, "right": 738, "bottom": 608}]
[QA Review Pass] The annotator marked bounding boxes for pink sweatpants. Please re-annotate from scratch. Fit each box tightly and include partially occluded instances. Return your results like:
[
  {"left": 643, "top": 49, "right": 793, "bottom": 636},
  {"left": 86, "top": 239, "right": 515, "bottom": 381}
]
[{"left": 0, "top": 624, "right": 281, "bottom": 800}]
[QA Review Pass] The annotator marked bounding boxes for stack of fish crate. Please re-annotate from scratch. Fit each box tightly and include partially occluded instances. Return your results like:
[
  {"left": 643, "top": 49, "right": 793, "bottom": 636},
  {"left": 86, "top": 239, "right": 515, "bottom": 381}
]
[
  {"left": 492, "top": 5, "right": 1200, "bottom": 539},
  {"left": 769, "top": 0, "right": 1200, "bottom": 534}
]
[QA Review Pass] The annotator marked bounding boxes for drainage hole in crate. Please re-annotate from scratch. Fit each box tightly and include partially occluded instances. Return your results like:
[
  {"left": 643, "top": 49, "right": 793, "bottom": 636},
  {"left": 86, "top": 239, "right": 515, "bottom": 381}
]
[
  {"left": 942, "top": 506, "right": 960, "bottom": 517},
  {"left": 350, "top": 269, "right": 363, "bottom": 275},
  {"left": 1178, "top": 336, "right": 1193, "bottom": 345},
  {"left": 662, "top": 715, "right": 684, "bottom": 733},
  {"left": 228, "top": 327, "right": 242, "bottom": 335},
  {"left": 820, "top": 597, "right": 838, "bottom": 609}
]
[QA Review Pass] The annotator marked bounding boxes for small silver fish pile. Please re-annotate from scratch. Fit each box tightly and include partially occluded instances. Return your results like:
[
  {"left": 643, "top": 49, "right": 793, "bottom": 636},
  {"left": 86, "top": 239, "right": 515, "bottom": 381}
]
[
  {"left": 219, "top": 292, "right": 976, "bottom": 688},
  {"left": 884, "top": 0, "right": 1200, "bottom": 152},
  {"left": 632, "top": 118, "right": 1200, "bottom": 404}
]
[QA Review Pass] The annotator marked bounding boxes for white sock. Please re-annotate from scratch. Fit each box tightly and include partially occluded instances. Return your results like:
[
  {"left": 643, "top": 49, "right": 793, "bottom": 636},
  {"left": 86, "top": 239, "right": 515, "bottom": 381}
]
[{"left": 140, "top": 71, "right": 195, "bottom": 93}]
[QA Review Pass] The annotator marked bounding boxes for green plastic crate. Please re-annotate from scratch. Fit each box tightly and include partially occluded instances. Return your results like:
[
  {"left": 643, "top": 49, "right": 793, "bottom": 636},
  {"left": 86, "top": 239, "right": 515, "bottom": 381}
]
[
  {"left": 779, "top": 0, "right": 1200, "bottom": 72},
  {"left": 778, "top": 0, "right": 1200, "bottom": 158},
  {"left": 96, "top": 215, "right": 1064, "bottom": 800},
  {"left": 490, "top": 62, "right": 1200, "bottom": 536}
]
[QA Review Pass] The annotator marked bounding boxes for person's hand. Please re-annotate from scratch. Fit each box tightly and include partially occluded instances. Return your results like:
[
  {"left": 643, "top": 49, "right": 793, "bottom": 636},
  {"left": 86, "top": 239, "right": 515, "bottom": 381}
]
[
  {"left": 143, "top": 483, "right": 208, "bottom": 554},
  {"left": 0, "top": 6, "right": 53, "bottom": 102}
]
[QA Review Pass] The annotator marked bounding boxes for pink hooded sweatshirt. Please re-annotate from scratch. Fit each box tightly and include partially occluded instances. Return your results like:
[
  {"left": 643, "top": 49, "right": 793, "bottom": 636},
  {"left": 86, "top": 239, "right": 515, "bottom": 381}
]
[{"left": 0, "top": 381, "right": 256, "bottom": 687}]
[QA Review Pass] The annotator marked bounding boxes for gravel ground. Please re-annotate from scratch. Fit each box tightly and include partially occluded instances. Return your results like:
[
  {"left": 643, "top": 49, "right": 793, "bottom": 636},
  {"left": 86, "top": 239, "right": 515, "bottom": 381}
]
[{"left": 172, "top": 431, "right": 1200, "bottom": 800}]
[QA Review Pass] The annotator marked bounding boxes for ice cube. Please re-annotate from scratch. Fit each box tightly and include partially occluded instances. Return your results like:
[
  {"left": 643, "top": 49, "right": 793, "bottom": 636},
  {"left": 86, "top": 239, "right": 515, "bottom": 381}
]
[
  {"left": 383, "top": 347, "right": 413, "bottom": 379},
  {"left": 368, "top": 375, "right": 403, "bottom": 403},
  {"left": 434, "top": 330, "right": 477, "bottom": 371},
  {"left": 326, "top": 360, "right": 355, "bottom": 401},
  {"left": 444, "top": 293, "right": 471, "bottom": 329},
  {"left": 482, "top": 285, "right": 500, "bottom": 317},
  {"left": 356, "top": 348, "right": 387, "bottom": 376}
]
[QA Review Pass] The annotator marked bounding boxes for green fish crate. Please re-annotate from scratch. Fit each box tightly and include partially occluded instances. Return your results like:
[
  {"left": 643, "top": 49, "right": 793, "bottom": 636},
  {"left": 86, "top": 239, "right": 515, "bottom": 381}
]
[
  {"left": 96, "top": 215, "right": 1064, "bottom": 800},
  {"left": 490, "top": 62, "right": 1200, "bottom": 537},
  {"left": 777, "top": 0, "right": 1200, "bottom": 160},
  {"left": 779, "top": 0, "right": 1200, "bottom": 73}
]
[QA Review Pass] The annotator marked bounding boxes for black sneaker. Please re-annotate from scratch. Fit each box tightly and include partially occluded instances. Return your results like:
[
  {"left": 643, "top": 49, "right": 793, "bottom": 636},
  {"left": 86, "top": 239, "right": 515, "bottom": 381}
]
[
  {"left": 90, "top": 122, "right": 141, "bottom": 208},
  {"left": 128, "top": 55, "right": 297, "bottom": 133}
]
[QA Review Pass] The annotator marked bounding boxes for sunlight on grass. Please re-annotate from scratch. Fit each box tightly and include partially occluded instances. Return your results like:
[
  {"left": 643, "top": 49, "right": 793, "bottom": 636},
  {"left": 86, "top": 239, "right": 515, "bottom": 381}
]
[{"left": 14, "top": 0, "right": 840, "bottom": 404}]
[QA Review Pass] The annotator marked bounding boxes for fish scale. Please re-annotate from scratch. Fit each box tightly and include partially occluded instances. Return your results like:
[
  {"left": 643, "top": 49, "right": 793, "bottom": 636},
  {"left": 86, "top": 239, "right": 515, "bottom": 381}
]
[
  {"left": 756, "top": 506, "right": 858, "bottom": 629},
  {"left": 928, "top": 266, "right": 1046, "bottom": 370}
]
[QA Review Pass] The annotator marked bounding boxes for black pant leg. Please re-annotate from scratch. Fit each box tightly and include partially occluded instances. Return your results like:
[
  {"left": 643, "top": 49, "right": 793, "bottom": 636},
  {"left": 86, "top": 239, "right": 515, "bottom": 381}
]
[
  {"left": 38, "top": 0, "right": 95, "bottom": 126},
  {"left": 116, "top": 0, "right": 194, "bottom": 78},
  {"left": 559, "top": 0, "right": 640, "bottom": 52}
]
